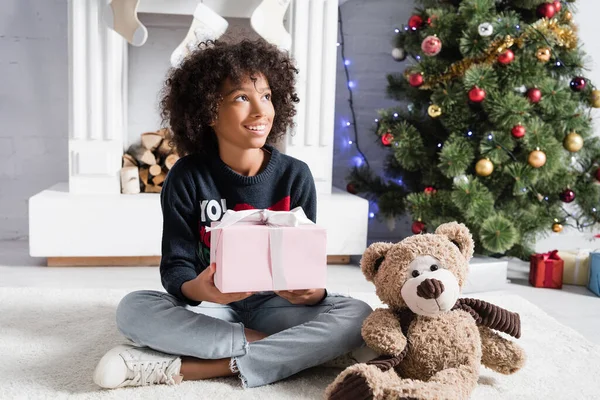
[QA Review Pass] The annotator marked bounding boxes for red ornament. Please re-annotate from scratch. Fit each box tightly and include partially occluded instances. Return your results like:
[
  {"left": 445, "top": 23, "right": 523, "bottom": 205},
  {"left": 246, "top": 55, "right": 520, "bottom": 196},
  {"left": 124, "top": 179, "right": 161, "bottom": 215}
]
[
  {"left": 527, "top": 88, "right": 542, "bottom": 103},
  {"left": 559, "top": 188, "right": 576, "bottom": 203},
  {"left": 553, "top": 1, "right": 562, "bottom": 12},
  {"left": 346, "top": 183, "right": 357, "bottom": 195},
  {"left": 421, "top": 35, "right": 442, "bottom": 56},
  {"left": 537, "top": 3, "right": 556, "bottom": 19},
  {"left": 468, "top": 86, "right": 486, "bottom": 103},
  {"left": 424, "top": 186, "right": 437, "bottom": 195},
  {"left": 498, "top": 49, "right": 515, "bottom": 65},
  {"left": 409, "top": 73, "right": 424, "bottom": 87},
  {"left": 511, "top": 125, "right": 526, "bottom": 139},
  {"left": 412, "top": 221, "right": 426, "bottom": 234},
  {"left": 381, "top": 132, "right": 394, "bottom": 146},
  {"left": 570, "top": 77, "right": 587, "bottom": 92},
  {"left": 408, "top": 15, "right": 424, "bottom": 30}
]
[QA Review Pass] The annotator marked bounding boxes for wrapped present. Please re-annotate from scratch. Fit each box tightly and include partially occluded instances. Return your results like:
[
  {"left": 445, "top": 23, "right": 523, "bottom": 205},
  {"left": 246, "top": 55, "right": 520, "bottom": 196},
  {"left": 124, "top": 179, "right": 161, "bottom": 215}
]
[
  {"left": 529, "top": 250, "right": 564, "bottom": 289},
  {"left": 588, "top": 252, "right": 600, "bottom": 296},
  {"left": 207, "top": 207, "right": 327, "bottom": 293},
  {"left": 557, "top": 250, "right": 591, "bottom": 286}
]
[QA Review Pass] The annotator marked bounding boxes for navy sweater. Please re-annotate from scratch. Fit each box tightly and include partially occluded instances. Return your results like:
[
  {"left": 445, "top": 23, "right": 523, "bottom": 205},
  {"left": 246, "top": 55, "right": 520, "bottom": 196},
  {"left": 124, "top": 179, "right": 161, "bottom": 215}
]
[{"left": 159, "top": 145, "right": 317, "bottom": 305}]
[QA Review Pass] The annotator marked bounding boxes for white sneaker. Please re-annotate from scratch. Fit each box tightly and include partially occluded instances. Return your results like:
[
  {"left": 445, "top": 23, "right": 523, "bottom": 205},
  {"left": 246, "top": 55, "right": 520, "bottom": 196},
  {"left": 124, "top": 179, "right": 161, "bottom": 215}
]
[{"left": 93, "top": 344, "right": 183, "bottom": 389}]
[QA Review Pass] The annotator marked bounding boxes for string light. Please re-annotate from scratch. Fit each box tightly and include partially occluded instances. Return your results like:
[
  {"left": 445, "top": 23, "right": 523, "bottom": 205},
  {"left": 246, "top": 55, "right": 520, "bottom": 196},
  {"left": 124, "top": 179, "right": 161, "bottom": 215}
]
[{"left": 338, "top": 5, "right": 369, "bottom": 169}]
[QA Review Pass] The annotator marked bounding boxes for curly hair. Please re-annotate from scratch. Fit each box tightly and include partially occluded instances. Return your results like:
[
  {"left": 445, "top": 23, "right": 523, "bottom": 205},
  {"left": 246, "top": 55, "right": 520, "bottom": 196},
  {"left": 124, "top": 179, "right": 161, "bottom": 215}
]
[{"left": 159, "top": 38, "right": 300, "bottom": 156}]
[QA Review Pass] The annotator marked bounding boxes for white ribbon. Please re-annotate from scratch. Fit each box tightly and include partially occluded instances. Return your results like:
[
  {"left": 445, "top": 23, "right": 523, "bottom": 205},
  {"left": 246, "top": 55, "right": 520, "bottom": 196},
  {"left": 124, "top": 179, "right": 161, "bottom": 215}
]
[
  {"left": 205, "top": 207, "right": 314, "bottom": 232},
  {"left": 206, "top": 207, "right": 314, "bottom": 290},
  {"left": 573, "top": 249, "right": 590, "bottom": 283}
]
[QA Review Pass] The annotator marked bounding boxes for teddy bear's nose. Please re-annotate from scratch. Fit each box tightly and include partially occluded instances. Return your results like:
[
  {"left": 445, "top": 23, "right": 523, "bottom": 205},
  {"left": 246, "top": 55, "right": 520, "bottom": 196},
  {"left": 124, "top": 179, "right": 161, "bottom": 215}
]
[{"left": 417, "top": 278, "right": 445, "bottom": 300}]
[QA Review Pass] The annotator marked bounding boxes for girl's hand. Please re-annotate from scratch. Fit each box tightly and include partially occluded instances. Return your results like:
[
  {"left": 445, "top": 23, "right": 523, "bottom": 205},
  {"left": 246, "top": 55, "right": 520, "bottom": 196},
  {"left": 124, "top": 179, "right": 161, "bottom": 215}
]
[
  {"left": 182, "top": 263, "right": 253, "bottom": 304},
  {"left": 275, "top": 288, "right": 326, "bottom": 305}
]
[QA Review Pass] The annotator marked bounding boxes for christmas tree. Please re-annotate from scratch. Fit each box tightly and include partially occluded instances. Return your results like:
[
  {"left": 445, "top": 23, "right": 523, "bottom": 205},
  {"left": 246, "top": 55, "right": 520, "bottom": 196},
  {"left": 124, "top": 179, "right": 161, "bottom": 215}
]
[{"left": 348, "top": 0, "right": 600, "bottom": 259}]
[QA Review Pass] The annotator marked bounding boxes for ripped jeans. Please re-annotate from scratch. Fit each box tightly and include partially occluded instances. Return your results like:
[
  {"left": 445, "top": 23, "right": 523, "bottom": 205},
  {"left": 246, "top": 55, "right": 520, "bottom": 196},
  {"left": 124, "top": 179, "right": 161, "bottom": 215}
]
[{"left": 115, "top": 290, "right": 373, "bottom": 388}]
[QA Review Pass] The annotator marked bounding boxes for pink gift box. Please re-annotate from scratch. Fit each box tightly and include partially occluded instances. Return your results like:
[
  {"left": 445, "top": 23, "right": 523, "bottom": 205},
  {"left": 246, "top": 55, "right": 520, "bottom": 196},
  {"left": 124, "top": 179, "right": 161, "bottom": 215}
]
[{"left": 210, "top": 222, "right": 327, "bottom": 293}]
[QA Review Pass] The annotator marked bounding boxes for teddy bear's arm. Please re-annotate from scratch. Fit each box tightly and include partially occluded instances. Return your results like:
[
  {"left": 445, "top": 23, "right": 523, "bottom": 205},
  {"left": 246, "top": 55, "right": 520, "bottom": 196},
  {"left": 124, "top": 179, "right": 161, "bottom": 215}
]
[
  {"left": 479, "top": 326, "right": 526, "bottom": 375},
  {"left": 361, "top": 308, "right": 407, "bottom": 357}
]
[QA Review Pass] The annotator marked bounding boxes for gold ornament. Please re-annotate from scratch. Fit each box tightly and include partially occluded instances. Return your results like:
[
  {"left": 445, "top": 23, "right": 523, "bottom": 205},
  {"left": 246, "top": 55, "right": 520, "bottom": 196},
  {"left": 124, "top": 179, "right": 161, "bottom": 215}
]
[
  {"left": 591, "top": 90, "right": 600, "bottom": 108},
  {"left": 536, "top": 47, "right": 551, "bottom": 62},
  {"left": 564, "top": 132, "right": 584, "bottom": 152},
  {"left": 528, "top": 149, "right": 547, "bottom": 168},
  {"left": 475, "top": 158, "right": 494, "bottom": 177},
  {"left": 563, "top": 11, "right": 573, "bottom": 22},
  {"left": 552, "top": 223, "right": 563, "bottom": 233},
  {"left": 428, "top": 104, "right": 442, "bottom": 118}
]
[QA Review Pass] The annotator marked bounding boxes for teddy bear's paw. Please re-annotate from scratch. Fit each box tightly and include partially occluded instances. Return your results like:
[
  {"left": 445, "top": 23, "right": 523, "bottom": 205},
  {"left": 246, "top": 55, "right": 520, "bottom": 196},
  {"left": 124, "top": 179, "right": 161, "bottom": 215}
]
[{"left": 326, "top": 370, "right": 373, "bottom": 400}]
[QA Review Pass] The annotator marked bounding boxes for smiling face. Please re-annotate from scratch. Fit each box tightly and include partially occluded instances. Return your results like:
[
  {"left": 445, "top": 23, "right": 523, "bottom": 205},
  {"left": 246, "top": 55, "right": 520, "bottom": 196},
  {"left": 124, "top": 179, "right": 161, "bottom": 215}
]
[{"left": 211, "top": 73, "right": 275, "bottom": 151}]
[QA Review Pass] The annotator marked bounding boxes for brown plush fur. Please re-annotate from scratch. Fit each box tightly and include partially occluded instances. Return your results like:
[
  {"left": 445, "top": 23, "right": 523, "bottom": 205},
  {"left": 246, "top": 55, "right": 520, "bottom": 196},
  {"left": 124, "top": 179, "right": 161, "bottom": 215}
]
[{"left": 325, "top": 222, "right": 525, "bottom": 400}]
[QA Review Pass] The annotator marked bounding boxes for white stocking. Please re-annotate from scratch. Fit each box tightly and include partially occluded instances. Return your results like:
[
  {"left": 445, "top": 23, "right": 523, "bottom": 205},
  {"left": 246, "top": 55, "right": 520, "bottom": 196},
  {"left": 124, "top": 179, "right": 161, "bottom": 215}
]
[
  {"left": 250, "top": 0, "right": 292, "bottom": 51},
  {"left": 103, "top": 0, "right": 148, "bottom": 47},
  {"left": 169, "top": 3, "right": 229, "bottom": 68}
]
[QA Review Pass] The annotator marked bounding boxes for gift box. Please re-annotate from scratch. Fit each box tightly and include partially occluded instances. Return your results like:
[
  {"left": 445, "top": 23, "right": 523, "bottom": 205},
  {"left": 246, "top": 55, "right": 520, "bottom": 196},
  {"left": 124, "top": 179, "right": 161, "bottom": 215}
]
[
  {"left": 462, "top": 256, "right": 508, "bottom": 294},
  {"left": 557, "top": 250, "right": 591, "bottom": 286},
  {"left": 208, "top": 207, "right": 327, "bottom": 293},
  {"left": 588, "top": 252, "right": 600, "bottom": 296},
  {"left": 529, "top": 250, "right": 564, "bottom": 289}
]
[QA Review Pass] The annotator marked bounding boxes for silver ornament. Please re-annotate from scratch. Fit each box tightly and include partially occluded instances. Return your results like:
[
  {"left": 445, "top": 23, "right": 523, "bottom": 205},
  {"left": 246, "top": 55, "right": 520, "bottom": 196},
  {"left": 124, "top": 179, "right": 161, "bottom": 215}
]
[
  {"left": 453, "top": 174, "right": 469, "bottom": 186},
  {"left": 514, "top": 85, "right": 527, "bottom": 94},
  {"left": 391, "top": 47, "right": 406, "bottom": 61},
  {"left": 478, "top": 22, "right": 494, "bottom": 37}
]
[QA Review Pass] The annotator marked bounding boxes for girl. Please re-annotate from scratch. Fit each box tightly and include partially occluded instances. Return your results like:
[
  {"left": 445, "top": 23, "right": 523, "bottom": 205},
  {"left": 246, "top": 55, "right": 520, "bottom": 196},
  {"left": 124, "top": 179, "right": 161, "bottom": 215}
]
[{"left": 93, "top": 38, "right": 372, "bottom": 389}]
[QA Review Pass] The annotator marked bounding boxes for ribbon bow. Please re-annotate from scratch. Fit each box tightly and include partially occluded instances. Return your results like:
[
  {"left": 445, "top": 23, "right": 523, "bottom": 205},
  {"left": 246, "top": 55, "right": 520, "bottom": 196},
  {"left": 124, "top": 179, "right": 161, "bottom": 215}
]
[
  {"left": 541, "top": 250, "right": 560, "bottom": 261},
  {"left": 206, "top": 207, "right": 314, "bottom": 232}
]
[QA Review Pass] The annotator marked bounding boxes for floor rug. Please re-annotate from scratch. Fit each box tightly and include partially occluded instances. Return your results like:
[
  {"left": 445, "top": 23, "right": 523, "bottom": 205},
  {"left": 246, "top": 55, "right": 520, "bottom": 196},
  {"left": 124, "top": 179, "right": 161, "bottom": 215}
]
[{"left": 1, "top": 288, "right": 597, "bottom": 399}]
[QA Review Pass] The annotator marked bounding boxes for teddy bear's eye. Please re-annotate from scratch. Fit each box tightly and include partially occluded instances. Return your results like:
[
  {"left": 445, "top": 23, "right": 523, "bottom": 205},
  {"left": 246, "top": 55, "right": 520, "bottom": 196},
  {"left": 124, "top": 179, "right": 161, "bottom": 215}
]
[
  {"left": 411, "top": 270, "right": 420, "bottom": 278},
  {"left": 430, "top": 264, "right": 439, "bottom": 271}
]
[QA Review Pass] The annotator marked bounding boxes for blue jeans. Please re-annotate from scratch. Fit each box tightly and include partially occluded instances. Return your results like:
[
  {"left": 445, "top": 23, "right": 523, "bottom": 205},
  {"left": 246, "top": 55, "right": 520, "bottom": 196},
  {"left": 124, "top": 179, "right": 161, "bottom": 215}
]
[{"left": 115, "top": 290, "right": 373, "bottom": 388}]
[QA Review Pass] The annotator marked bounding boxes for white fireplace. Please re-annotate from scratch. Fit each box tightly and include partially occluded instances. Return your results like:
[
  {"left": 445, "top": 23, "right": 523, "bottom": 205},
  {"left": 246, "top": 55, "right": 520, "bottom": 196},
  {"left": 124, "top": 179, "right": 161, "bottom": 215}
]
[{"left": 29, "top": 0, "right": 368, "bottom": 264}]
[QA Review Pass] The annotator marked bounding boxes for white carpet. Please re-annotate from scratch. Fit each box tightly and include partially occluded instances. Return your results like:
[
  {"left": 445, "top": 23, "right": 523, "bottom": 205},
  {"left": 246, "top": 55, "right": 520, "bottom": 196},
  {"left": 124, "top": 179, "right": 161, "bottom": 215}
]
[{"left": 0, "top": 288, "right": 598, "bottom": 399}]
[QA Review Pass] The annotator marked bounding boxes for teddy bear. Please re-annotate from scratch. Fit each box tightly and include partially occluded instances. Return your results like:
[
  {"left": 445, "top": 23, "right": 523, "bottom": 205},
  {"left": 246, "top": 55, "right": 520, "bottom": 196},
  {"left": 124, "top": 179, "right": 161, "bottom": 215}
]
[{"left": 325, "top": 222, "right": 526, "bottom": 400}]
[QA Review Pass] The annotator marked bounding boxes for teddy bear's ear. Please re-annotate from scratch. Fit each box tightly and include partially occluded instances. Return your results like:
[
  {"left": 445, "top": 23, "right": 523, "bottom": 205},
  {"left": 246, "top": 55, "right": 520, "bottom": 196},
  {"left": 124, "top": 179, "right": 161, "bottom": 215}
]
[
  {"left": 435, "top": 222, "right": 474, "bottom": 261},
  {"left": 360, "top": 242, "right": 394, "bottom": 282}
]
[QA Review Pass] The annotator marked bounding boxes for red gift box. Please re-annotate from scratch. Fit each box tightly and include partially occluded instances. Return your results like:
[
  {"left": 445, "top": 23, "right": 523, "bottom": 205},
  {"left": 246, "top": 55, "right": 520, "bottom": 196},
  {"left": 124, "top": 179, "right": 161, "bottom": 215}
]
[{"left": 529, "top": 250, "right": 564, "bottom": 289}]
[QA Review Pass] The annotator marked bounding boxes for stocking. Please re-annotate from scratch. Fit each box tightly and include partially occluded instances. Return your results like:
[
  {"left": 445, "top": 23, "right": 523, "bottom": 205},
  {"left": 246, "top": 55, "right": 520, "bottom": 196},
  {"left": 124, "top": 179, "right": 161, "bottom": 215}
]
[
  {"left": 103, "top": 0, "right": 148, "bottom": 47},
  {"left": 169, "top": 2, "right": 229, "bottom": 67},
  {"left": 250, "top": 0, "right": 292, "bottom": 51}
]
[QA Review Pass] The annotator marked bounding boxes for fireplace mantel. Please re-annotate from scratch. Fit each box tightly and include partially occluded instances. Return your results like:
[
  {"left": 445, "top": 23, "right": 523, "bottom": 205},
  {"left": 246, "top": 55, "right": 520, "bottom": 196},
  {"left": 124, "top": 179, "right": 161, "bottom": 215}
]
[{"left": 29, "top": 0, "right": 368, "bottom": 263}]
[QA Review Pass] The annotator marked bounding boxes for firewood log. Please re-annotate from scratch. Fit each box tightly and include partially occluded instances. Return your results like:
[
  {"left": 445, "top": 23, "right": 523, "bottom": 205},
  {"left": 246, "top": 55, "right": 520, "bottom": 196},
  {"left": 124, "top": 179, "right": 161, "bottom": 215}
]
[
  {"left": 122, "top": 153, "right": 137, "bottom": 168},
  {"left": 140, "top": 132, "right": 163, "bottom": 151},
  {"left": 120, "top": 167, "right": 140, "bottom": 194},
  {"left": 127, "top": 144, "right": 157, "bottom": 166},
  {"left": 163, "top": 153, "right": 179, "bottom": 170},
  {"left": 152, "top": 171, "right": 167, "bottom": 186},
  {"left": 149, "top": 164, "right": 162, "bottom": 177}
]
